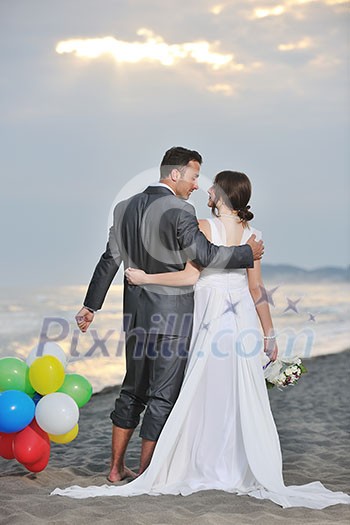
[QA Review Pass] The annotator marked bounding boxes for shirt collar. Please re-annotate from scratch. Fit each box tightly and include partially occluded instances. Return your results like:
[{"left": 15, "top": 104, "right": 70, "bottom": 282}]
[{"left": 150, "top": 182, "right": 176, "bottom": 196}]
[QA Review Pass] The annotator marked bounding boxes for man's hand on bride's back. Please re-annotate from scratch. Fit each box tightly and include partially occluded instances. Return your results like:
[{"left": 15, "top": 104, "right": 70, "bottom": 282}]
[
  {"left": 125, "top": 267, "right": 148, "bottom": 286},
  {"left": 246, "top": 234, "right": 264, "bottom": 261}
]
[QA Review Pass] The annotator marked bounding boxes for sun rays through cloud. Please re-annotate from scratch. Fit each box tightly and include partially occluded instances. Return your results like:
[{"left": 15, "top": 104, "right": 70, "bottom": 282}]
[
  {"left": 251, "top": 0, "right": 348, "bottom": 19},
  {"left": 207, "top": 83, "right": 234, "bottom": 95},
  {"left": 210, "top": 4, "right": 225, "bottom": 15},
  {"left": 56, "top": 29, "right": 235, "bottom": 70},
  {"left": 255, "top": 5, "right": 286, "bottom": 18},
  {"left": 278, "top": 37, "right": 313, "bottom": 51}
]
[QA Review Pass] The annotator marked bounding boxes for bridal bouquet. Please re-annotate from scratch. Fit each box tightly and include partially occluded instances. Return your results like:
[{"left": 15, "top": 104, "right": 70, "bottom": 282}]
[{"left": 263, "top": 356, "right": 307, "bottom": 390}]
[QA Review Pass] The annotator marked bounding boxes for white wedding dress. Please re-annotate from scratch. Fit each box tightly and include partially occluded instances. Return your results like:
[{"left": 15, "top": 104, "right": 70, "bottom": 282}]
[{"left": 52, "top": 219, "right": 350, "bottom": 508}]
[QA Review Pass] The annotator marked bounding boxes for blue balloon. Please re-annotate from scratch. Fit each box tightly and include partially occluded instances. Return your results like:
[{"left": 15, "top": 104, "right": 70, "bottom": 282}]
[
  {"left": 0, "top": 390, "right": 35, "bottom": 433},
  {"left": 32, "top": 393, "right": 42, "bottom": 405}
]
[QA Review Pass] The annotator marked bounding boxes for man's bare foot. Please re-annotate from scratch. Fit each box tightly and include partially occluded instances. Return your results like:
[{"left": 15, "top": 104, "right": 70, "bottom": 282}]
[{"left": 107, "top": 466, "right": 137, "bottom": 483}]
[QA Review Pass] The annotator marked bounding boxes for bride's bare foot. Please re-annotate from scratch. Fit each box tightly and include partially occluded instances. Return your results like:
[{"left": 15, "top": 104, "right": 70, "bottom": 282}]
[{"left": 107, "top": 466, "right": 137, "bottom": 483}]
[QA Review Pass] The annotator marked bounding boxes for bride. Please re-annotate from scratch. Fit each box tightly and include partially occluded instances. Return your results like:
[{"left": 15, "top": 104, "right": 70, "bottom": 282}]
[{"left": 52, "top": 171, "right": 350, "bottom": 509}]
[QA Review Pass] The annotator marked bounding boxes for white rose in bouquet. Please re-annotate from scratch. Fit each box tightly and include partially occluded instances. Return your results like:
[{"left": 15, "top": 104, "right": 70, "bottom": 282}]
[{"left": 263, "top": 355, "right": 307, "bottom": 390}]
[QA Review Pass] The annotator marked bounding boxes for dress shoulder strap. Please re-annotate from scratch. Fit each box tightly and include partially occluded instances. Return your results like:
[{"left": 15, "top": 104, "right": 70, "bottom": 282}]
[
  {"left": 207, "top": 218, "right": 226, "bottom": 245},
  {"left": 240, "top": 226, "right": 262, "bottom": 245}
]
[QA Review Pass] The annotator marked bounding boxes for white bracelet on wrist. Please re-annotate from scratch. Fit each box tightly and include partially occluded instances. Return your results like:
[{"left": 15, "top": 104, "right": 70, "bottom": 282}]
[{"left": 263, "top": 335, "right": 276, "bottom": 340}]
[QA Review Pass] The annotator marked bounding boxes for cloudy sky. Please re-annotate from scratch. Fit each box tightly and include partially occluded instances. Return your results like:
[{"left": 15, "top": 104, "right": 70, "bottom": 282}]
[{"left": 0, "top": 0, "right": 349, "bottom": 286}]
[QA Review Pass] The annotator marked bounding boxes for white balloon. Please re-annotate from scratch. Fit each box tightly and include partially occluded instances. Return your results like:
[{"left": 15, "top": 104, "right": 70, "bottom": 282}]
[
  {"left": 26, "top": 342, "right": 67, "bottom": 368},
  {"left": 35, "top": 393, "right": 79, "bottom": 435}
]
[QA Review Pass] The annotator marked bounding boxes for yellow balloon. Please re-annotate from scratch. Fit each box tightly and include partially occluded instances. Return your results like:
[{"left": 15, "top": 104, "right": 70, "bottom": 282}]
[
  {"left": 29, "top": 355, "right": 65, "bottom": 395},
  {"left": 49, "top": 424, "right": 79, "bottom": 444}
]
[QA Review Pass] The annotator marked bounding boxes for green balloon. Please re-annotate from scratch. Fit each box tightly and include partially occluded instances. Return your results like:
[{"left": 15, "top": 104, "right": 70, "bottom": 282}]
[
  {"left": 0, "top": 357, "right": 35, "bottom": 396},
  {"left": 57, "top": 373, "right": 93, "bottom": 408}
]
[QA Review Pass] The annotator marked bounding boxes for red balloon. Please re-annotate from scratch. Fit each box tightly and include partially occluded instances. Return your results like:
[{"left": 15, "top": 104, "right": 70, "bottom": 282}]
[
  {"left": 29, "top": 418, "right": 49, "bottom": 441},
  {"left": 23, "top": 447, "right": 50, "bottom": 473},
  {"left": 13, "top": 419, "right": 50, "bottom": 465},
  {"left": 0, "top": 432, "right": 16, "bottom": 459}
]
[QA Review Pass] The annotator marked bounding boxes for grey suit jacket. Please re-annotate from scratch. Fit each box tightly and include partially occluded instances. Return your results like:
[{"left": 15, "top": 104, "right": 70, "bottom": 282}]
[{"left": 84, "top": 186, "right": 253, "bottom": 335}]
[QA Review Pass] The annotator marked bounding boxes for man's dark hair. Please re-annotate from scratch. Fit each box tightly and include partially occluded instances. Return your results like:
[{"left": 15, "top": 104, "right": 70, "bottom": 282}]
[{"left": 160, "top": 146, "right": 202, "bottom": 179}]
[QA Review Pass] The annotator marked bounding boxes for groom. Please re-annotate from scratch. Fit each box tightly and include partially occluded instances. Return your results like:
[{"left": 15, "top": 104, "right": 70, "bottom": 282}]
[{"left": 75, "top": 146, "right": 264, "bottom": 482}]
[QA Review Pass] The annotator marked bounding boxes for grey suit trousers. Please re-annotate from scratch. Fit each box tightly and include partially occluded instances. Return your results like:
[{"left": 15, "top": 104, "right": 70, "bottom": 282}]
[{"left": 110, "top": 332, "right": 190, "bottom": 441}]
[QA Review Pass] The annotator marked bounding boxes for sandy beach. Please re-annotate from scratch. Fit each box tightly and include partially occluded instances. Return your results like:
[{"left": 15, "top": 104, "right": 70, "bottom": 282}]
[{"left": 1, "top": 349, "right": 349, "bottom": 525}]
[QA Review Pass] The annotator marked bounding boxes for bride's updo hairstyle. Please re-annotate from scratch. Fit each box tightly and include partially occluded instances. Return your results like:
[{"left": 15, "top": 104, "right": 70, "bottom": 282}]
[{"left": 211, "top": 170, "right": 254, "bottom": 222}]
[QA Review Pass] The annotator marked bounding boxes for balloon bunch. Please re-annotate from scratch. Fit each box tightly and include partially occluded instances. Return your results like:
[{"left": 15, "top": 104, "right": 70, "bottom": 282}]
[{"left": 0, "top": 343, "right": 92, "bottom": 473}]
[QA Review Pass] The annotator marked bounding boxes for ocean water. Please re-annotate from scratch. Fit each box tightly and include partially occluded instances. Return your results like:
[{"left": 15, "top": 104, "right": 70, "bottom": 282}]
[{"left": 0, "top": 281, "right": 349, "bottom": 393}]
